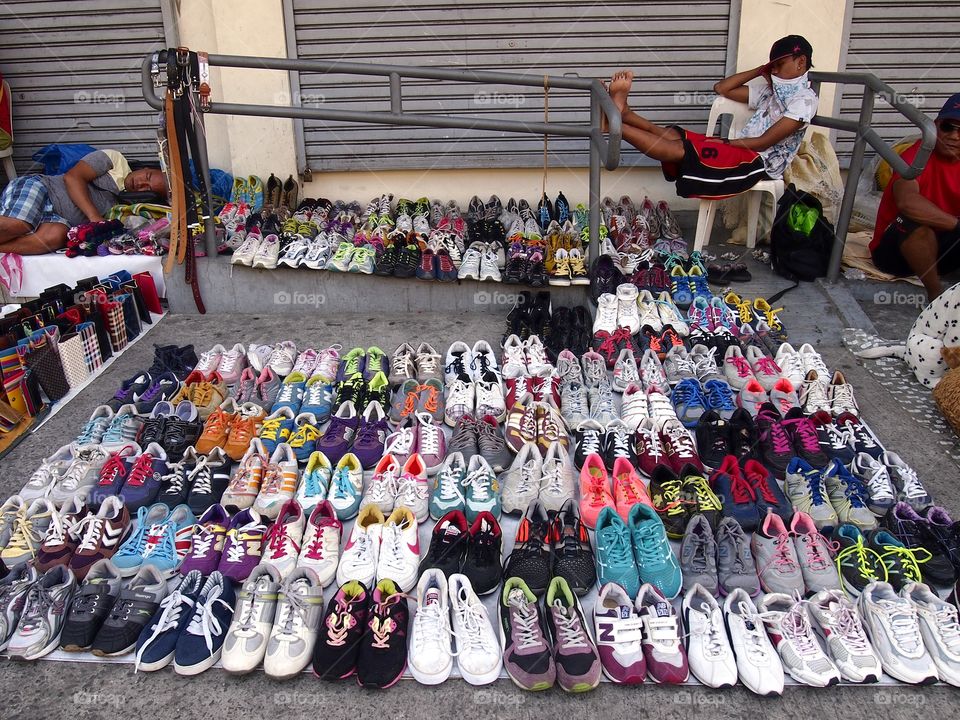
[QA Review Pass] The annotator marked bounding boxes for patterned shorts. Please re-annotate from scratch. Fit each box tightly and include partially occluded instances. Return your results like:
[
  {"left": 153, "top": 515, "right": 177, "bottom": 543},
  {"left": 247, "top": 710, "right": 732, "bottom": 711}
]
[{"left": 0, "top": 175, "right": 68, "bottom": 229}]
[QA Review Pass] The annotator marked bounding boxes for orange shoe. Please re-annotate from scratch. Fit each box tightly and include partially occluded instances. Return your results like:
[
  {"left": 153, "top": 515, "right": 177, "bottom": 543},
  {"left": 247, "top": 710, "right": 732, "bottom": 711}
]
[
  {"left": 223, "top": 402, "right": 266, "bottom": 461},
  {"left": 611, "top": 456, "right": 652, "bottom": 520},
  {"left": 195, "top": 398, "right": 239, "bottom": 454},
  {"left": 578, "top": 453, "right": 614, "bottom": 529}
]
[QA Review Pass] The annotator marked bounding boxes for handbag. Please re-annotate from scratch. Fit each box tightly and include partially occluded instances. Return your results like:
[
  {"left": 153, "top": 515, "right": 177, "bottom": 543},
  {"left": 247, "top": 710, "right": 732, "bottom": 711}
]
[
  {"left": 77, "top": 321, "right": 102, "bottom": 372},
  {"left": 121, "top": 281, "right": 152, "bottom": 325},
  {"left": 104, "top": 300, "right": 127, "bottom": 352},
  {"left": 134, "top": 271, "right": 162, "bottom": 314},
  {"left": 23, "top": 339, "right": 70, "bottom": 402},
  {"left": 58, "top": 331, "right": 91, "bottom": 388},
  {"left": 115, "top": 292, "right": 141, "bottom": 341}
]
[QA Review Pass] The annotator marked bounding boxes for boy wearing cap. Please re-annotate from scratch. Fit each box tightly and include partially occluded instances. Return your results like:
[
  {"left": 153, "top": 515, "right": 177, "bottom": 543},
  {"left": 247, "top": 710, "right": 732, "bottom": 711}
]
[
  {"left": 604, "top": 35, "right": 818, "bottom": 199},
  {"left": 870, "top": 93, "right": 960, "bottom": 299}
]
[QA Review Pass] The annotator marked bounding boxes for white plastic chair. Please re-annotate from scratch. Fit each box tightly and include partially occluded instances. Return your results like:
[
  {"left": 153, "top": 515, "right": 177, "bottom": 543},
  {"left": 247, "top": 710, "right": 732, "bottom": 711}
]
[
  {"left": 693, "top": 96, "right": 783, "bottom": 251},
  {"left": 0, "top": 81, "right": 15, "bottom": 181}
]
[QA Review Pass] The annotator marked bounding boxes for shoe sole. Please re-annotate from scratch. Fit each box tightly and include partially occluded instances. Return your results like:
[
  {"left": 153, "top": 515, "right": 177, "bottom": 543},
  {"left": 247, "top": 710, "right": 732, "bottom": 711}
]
[
  {"left": 91, "top": 641, "right": 137, "bottom": 657},
  {"left": 137, "top": 649, "right": 176, "bottom": 671},
  {"left": 408, "top": 659, "right": 454, "bottom": 685},
  {"left": 174, "top": 646, "right": 223, "bottom": 676}
]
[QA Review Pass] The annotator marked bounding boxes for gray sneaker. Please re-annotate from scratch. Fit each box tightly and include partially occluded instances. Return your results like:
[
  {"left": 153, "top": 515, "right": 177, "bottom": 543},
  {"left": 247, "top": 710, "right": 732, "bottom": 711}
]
[
  {"left": 0, "top": 564, "right": 39, "bottom": 650},
  {"left": 90, "top": 564, "right": 169, "bottom": 657},
  {"left": 476, "top": 416, "right": 512, "bottom": 472},
  {"left": 264, "top": 567, "right": 325, "bottom": 679},
  {"left": 7, "top": 564, "right": 77, "bottom": 660},
  {"left": 448, "top": 414, "right": 480, "bottom": 458},
  {"left": 545, "top": 575, "right": 601, "bottom": 693},
  {"left": 883, "top": 451, "right": 933, "bottom": 511},
  {"left": 222, "top": 563, "right": 282, "bottom": 674},
  {"left": 664, "top": 345, "right": 696, "bottom": 386},
  {"left": 390, "top": 378, "right": 420, "bottom": 424},
  {"left": 589, "top": 380, "right": 617, "bottom": 426},
  {"left": 499, "top": 442, "right": 542, "bottom": 515},
  {"left": 499, "top": 577, "right": 556, "bottom": 691},
  {"left": 680, "top": 514, "right": 718, "bottom": 595},
  {"left": 539, "top": 441, "right": 575, "bottom": 513},
  {"left": 59, "top": 559, "right": 122, "bottom": 651},
  {"left": 790, "top": 512, "right": 841, "bottom": 593},
  {"left": 690, "top": 344, "right": 722, "bottom": 383},
  {"left": 751, "top": 510, "right": 804, "bottom": 595},
  {"left": 784, "top": 459, "right": 838, "bottom": 532},
  {"left": 715, "top": 517, "right": 760, "bottom": 597},
  {"left": 560, "top": 381, "right": 589, "bottom": 428}
]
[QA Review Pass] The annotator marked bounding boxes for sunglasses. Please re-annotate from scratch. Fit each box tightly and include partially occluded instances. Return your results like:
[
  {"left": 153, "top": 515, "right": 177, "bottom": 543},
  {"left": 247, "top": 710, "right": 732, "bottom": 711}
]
[{"left": 940, "top": 120, "right": 960, "bottom": 133}]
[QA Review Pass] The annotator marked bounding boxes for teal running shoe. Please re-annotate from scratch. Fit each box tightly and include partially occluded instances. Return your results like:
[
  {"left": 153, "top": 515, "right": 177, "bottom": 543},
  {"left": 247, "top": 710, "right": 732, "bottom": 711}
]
[
  {"left": 429, "top": 452, "right": 466, "bottom": 520},
  {"left": 594, "top": 507, "right": 640, "bottom": 598},
  {"left": 463, "top": 455, "right": 500, "bottom": 522},
  {"left": 628, "top": 503, "right": 683, "bottom": 600},
  {"left": 114, "top": 504, "right": 171, "bottom": 576}
]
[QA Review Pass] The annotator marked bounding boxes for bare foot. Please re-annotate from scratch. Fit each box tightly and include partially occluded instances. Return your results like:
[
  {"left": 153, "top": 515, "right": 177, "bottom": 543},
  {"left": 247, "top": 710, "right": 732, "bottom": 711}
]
[{"left": 609, "top": 70, "right": 633, "bottom": 115}]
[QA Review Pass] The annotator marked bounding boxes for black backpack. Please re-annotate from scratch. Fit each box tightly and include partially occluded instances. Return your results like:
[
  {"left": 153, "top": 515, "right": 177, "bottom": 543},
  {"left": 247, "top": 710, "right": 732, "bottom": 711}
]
[{"left": 770, "top": 183, "right": 837, "bottom": 282}]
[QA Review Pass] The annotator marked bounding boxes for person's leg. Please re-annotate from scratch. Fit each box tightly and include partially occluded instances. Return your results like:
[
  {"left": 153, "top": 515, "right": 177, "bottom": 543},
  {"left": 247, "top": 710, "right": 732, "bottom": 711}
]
[
  {"left": 619, "top": 125, "right": 686, "bottom": 163},
  {"left": 602, "top": 70, "right": 682, "bottom": 142},
  {"left": 0, "top": 222, "right": 67, "bottom": 255},
  {"left": 898, "top": 225, "right": 943, "bottom": 299},
  {"left": 0, "top": 216, "right": 32, "bottom": 243}
]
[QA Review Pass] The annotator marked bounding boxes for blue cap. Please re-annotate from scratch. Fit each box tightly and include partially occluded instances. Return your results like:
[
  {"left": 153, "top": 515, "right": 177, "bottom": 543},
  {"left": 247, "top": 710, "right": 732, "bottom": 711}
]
[{"left": 937, "top": 93, "right": 960, "bottom": 122}]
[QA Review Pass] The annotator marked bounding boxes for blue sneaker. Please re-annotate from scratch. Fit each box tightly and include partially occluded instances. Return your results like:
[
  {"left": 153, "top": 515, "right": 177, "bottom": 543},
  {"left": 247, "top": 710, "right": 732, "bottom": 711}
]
[
  {"left": 463, "top": 454, "right": 500, "bottom": 521},
  {"left": 429, "top": 452, "right": 467, "bottom": 520},
  {"left": 288, "top": 412, "right": 321, "bottom": 462},
  {"left": 271, "top": 372, "right": 307, "bottom": 414},
  {"left": 703, "top": 379, "right": 736, "bottom": 420},
  {"left": 135, "top": 569, "right": 204, "bottom": 671},
  {"left": 258, "top": 407, "right": 296, "bottom": 454},
  {"left": 117, "top": 443, "right": 169, "bottom": 512},
  {"left": 114, "top": 504, "right": 171, "bottom": 576},
  {"left": 628, "top": 503, "right": 682, "bottom": 600},
  {"left": 669, "top": 267, "right": 693, "bottom": 308},
  {"left": 671, "top": 379, "right": 709, "bottom": 427},
  {"left": 594, "top": 506, "right": 640, "bottom": 598},
  {"left": 141, "top": 504, "right": 196, "bottom": 577},
  {"left": 173, "top": 571, "right": 236, "bottom": 675},
  {"left": 710, "top": 456, "right": 760, "bottom": 532},
  {"left": 300, "top": 375, "right": 335, "bottom": 423},
  {"left": 88, "top": 445, "right": 139, "bottom": 508},
  {"left": 295, "top": 450, "right": 332, "bottom": 514},
  {"left": 327, "top": 453, "right": 363, "bottom": 520}
]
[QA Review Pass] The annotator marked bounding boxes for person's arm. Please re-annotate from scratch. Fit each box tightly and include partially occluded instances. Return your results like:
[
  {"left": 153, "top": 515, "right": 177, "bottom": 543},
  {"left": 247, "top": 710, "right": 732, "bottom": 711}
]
[
  {"left": 63, "top": 161, "right": 107, "bottom": 223},
  {"left": 713, "top": 65, "right": 767, "bottom": 104},
  {"left": 725, "top": 116, "right": 804, "bottom": 152},
  {"left": 892, "top": 177, "right": 960, "bottom": 231}
]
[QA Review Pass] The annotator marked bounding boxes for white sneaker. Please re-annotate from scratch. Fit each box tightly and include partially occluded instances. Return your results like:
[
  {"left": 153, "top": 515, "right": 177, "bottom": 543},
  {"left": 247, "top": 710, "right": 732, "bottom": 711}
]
[
  {"left": 261, "top": 500, "right": 305, "bottom": 580},
  {"left": 746, "top": 345, "right": 782, "bottom": 391},
  {"left": 646, "top": 385, "right": 678, "bottom": 426},
  {"left": 808, "top": 589, "right": 882, "bottom": 683},
  {"left": 639, "top": 349, "right": 669, "bottom": 389},
  {"left": 20, "top": 445, "right": 74, "bottom": 500},
  {"left": 49, "top": 445, "right": 109, "bottom": 504},
  {"left": 360, "top": 454, "right": 400, "bottom": 514},
  {"left": 336, "top": 504, "right": 384, "bottom": 588},
  {"left": 277, "top": 237, "right": 310, "bottom": 268},
  {"left": 615, "top": 283, "right": 640, "bottom": 334},
  {"left": 501, "top": 334, "right": 527, "bottom": 379},
  {"left": 376, "top": 506, "right": 420, "bottom": 592},
  {"left": 722, "top": 588, "right": 784, "bottom": 696},
  {"left": 499, "top": 442, "right": 542, "bottom": 515},
  {"left": 799, "top": 370, "right": 832, "bottom": 414},
  {"left": 449, "top": 573, "right": 502, "bottom": 685},
  {"left": 723, "top": 346, "right": 756, "bottom": 390},
  {"left": 231, "top": 233, "right": 262, "bottom": 266},
  {"left": 458, "top": 245, "right": 482, "bottom": 280},
  {"left": 588, "top": 381, "right": 618, "bottom": 426},
  {"left": 523, "top": 336, "right": 553, "bottom": 377},
  {"left": 620, "top": 383, "right": 648, "bottom": 431},
  {"left": 247, "top": 343, "right": 274, "bottom": 373},
  {"left": 656, "top": 291, "right": 689, "bottom": 336},
  {"left": 268, "top": 341, "right": 298, "bottom": 377},
  {"left": 904, "top": 581, "right": 960, "bottom": 687},
  {"left": 471, "top": 340, "right": 500, "bottom": 382},
  {"left": 475, "top": 380, "right": 506, "bottom": 423},
  {"left": 396, "top": 454, "right": 430, "bottom": 523},
  {"left": 409, "top": 569, "right": 454, "bottom": 685},
  {"left": 221, "top": 563, "right": 282, "bottom": 674},
  {"left": 445, "top": 379, "right": 475, "bottom": 427},
  {"left": 218, "top": 343, "right": 248, "bottom": 385},
  {"left": 297, "top": 501, "right": 341, "bottom": 587},
  {"left": 799, "top": 342, "right": 830, "bottom": 377},
  {"left": 758, "top": 593, "right": 841, "bottom": 687},
  {"left": 264, "top": 567, "right": 325, "bottom": 679},
  {"left": 682, "top": 583, "right": 738, "bottom": 688},
  {"left": 302, "top": 236, "right": 332, "bottom": 269},
  {"left": 612, "top": 349, "right": 640, "bottom": 392},
  {"left": 859, "top": 581, "right": 938, "bottom": 684},
  {"left": 480, "top": 245, "right": 502, "bottom": 282},
  {"left": 444, "top": 341, "right": 473, "bottom": 385},
  {"left": 593, "top": 293, "right": 619, "bottom": 334},
  {"left": 637, "top": 289, "right": 662, "bottom": 333},
  {"left": 252, "top": 233, "right": 281, "bottom": 269},
  {"left": 538, "top": 441, "right": 575, "bottom": 513},
  {"left": 774, "top": 343, "right": 805, "bottom": 386},
  {"left": 195, "top": 344, "right": 225, "bottom": 377}
]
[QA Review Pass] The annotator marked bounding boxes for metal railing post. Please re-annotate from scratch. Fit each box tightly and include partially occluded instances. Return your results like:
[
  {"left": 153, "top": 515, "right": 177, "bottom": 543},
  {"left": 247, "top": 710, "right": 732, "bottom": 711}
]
[{"left": 589, "top": 88, "right": 602, "bottom": 262}]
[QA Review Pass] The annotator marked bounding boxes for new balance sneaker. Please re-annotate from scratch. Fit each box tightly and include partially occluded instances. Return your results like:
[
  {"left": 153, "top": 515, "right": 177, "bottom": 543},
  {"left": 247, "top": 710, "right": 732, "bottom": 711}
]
[
  {"left": 327, "top": 453, "right": 364, "bottom": 521},
  {"left": 264, "top": 567, "right": 325, "bottom": 679},
  {"left": 593, "top": 581, "right": 646, "bottom": 684},
  {"left": 179, "top": 504, "right": 229, "bottom": 576},
  {"left": 635, "top": 583, "right": 688, "bottom": 684},
  {"left": 808, "top": 589, "right": 883, "bottom": 683},
  {"left": 757, "top": 593, "right": 841, "bottom": 687},
  {"left": 679, "top": 514, "right": 718, "bottom": 595},
  {"left": 295, "top": 450, "right": 331, "bottom": 514},
  {"left": 7, "top": 565, "right": 77, "bottom": 660},
  {"left": 859, "top": 581, "right": 938, "bottom": 684},
  {"left": 682, "top": 583, "right": 737, "bottom": 688},
  {"left": 499, "top": 576, "right": 556, "bottom": 690},
  {"left": 723, "top": 589, "right": 784, "bottom": 696},
  {"left": 218, "top": 508, "right": 268, "bottom": 583},
  {"left": 90, "top": 564, "right": 168, "bottom": 657}
]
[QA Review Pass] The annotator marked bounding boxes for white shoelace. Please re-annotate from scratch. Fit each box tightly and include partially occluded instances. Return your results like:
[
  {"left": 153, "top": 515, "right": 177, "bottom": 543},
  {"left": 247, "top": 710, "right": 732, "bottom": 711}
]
[
  {"left": 462, "top": 468, "right": 493, "bottom": 502},
  {"left": 862, "top": 462, "right": 895, "bottom": 501},
  {"left": 437, "top": 465, "right": 465, "bottom": 503},
  {"left": 895, "top": 463, "right": 928, "bottom": 501},
  {"left": 418, "top": 424, "right": 441, "bottom": 457},
  {"left": 385, "top": 428, "right": 415, "bottom": 456},
  {"left": 693, "top": 604, "right": 729, "bottom": 658},
  {"left": 136, "top": 591, "right": 195, "bottom": 670},
  {"left": 551, "top": 600, "right": 589, "bottom": 649},
  {"left": 502, "top": 344, "right": 526, "bottom": 372},
  {"left": 75, "top": 515, "right": 107, "bottom": 552},
  {"left": 878, "top": 599, "right": 924, "bottom": 653},
  {"left": 185, "top": 584, "right": 232, "bottom": 653},
  {"left": 736, "top": 603, "right": 773, "bottom": 663},
  {"left": 935, "top": 606, "right": 960, "bottom": 653},
  {"left": 413, "top": 592, "right": 452, "bottom": 655},
  {"left": 453, "top": 593, "right": 495, "bottom": 654}
]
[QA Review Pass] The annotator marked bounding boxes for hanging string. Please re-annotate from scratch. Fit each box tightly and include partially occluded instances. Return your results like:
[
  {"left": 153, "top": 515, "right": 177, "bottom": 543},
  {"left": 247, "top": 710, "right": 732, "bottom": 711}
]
[{"left": 542, "top": 74, "right": 550, "bottom": 198}]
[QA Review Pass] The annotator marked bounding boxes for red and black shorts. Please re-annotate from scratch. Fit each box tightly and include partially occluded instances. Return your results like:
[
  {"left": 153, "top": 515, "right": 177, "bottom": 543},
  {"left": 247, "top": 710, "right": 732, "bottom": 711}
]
[
  {"left": 661, "top": 127, "right": 769, "bottom": 199},
  {"left": 872, "top": 214, "right": 960, "bottom": 276}
]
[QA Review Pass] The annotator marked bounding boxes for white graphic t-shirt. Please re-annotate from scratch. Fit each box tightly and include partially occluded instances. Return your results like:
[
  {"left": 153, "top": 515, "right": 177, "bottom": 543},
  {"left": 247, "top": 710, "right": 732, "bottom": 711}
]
[{"left": 739, "top": 73, "right": 819, "bottom": 179}]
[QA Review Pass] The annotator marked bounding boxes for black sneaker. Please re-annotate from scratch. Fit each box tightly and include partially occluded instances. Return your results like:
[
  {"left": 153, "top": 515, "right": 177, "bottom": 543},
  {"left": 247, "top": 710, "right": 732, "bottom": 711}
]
[
  {"left": 551, "top": 499, "right": 596, "bottom": 595},
  {"left": 59, "top": 559, "right": 122, "bottom": 652},
  {"left": 462, "top": 512, "right": 502, "bottom": 596},
  {"left": 602, "top": 421, "right": 637, "bottom": 470},
  {"left": 185, "top": 448, "right": 231, "bottom": 516},
  {"left": 313, "top": 580, "right": 369, "bottom": 680},
  {"left": 137, "top": 416, "right": 168, "bottom": 448},
  {"left": 393, "top": 242, "right": 420, "bottom": 279},
  {"left": 833, "top": 523, "right": 883, "bottom": 597},
  {"left": 694, "top": 409, "right": 730, "bottom": 470},
  {"left": 107, "top": 372, "right": 152, "bottom": 412},
  {"left": 781, "top": 407, "right": 830, "bottom": 467},
  {"left": 572, "top": 420, "right": 604, "bottom": 471},
  {"left": 526, "top": 248, "right": 547, "bottom": 287},
  {"left": 365, "top": 377, "right": 389, "bottom": 410},
  {"left": 502, "top": 500, "right": 552, "bottom": 595},
  {"left": 755, "top": 402, "right": 792, "bottom": 476},
  {"left": 504, "top": 243, "right": 526, "bottom": 284},
  {"left": 157, "top": 450, "right": 197, "bottom": 508},
  {"left": 649, "top": 464, "right": 689, "bottom": 539},
  {"left": 884, "top": 502, "right": 957, "bottom": 586},
  {"left": 336, "top": 374, "right": 366, "bottom": 409},
  {"left": 727, "top": 408, "right": 757, "bottom": 462},
  {"left": 374, "top": 242, "right": 400, "bottom": 276},
  {"left": 134, "top": 372, "right": 181, "bottom": 414},
  {"left": 680, "top": 464, "right": 722, "bottom": 531},
  {"left": 356, "top": 578, "right": 409, "bottom": 688},
  {"left": 146, "top": 345, "right": 180, "bottom": 377},
  {"left": 162, "top": 417, "right": 202, "bottom": 462},
  {"left": 418, "top": 510, "right": 468, "bottom": 578},
  {"left": 90, "top": 565, "right": 168, "bottom": 656},
  {"left": 838, "top": 413, "right": 883, "bottom": 459},
  {"left": 866, "top": 528, "right": 924, "bottom": 591},
  {"left": 921, "top": 506, "right": 960, "bottom": 573}
]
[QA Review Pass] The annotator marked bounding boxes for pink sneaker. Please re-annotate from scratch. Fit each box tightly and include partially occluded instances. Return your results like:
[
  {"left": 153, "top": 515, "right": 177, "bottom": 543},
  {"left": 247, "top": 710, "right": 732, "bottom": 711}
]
[{"left": 578, "top": 453, "right": 614, "bottom": 529}]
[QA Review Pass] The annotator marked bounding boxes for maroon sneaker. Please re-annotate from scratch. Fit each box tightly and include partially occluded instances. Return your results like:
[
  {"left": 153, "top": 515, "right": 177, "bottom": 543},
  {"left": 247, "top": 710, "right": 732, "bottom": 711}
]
[
  {"left": 505, "top": 377, "right": 532, "bottom": 411},
  {"left": 658, "top": 417, "right": 703, "bottom": 474},
  {"left": 636, "top": 583, "right": 689, "bottom": 684},
  {"left": 218, "top": 507, "right": 269, "bottom": 582},
  {"left": 68, "top": 496, "right": 131, "bottom": 580},
  {"left": 35, "top": 497, "right": 89, "bottom": 572},
  {"left": 634, "top": 420, "right": 666, "bottom": 477},
  {"left": 530, "top": 374, "right": 561, "bottom": 407}
]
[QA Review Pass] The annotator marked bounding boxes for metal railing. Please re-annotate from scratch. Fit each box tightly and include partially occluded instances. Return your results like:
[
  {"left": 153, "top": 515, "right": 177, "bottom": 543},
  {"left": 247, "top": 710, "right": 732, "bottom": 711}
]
[{"left": 142, "top": 54, "right": 937, "bottom": 282}]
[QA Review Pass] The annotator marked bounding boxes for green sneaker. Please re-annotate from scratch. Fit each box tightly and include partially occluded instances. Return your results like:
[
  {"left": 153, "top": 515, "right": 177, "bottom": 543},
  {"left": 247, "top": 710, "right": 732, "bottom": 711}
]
[
  {"left": 430, "top": 452, "right": 466, "bottom": 519},
  {"left": 348, "top": 247, "right": 375, "bottom": 274},
  {"left": 327, "top": 241, "right": 355, "bottom": 272}
]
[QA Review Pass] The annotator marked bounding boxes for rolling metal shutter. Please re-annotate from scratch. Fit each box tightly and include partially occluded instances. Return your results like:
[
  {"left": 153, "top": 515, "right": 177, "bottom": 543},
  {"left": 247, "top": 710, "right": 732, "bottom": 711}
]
[
  {"left": 839, "top": 0, "right": 960, "bottom": 163},
  {"left": 290, "top": 0, "right": 734, "bottom": 171},
  {"left": 0, "top": 0, "right": 171, "bottom": 174}
]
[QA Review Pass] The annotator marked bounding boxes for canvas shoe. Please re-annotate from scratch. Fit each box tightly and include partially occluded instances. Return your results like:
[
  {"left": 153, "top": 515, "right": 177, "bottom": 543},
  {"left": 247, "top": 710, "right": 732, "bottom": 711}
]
[
  {"left": 253, "top": 443, "right": 299, "bottom": 520},
  {"left": 221, "top": 563, "right": 282, "bottom": 674},
  {"left": 172, "top": 571, "right": 236, "bottom": 675},
  {"left": 221, "top": 438, "right": 268, "bottom": 510},
  {"left": 408, "top": 569, "right": 453, "bottom": 685},
  {"left": 635, "top": 583, "right": 688, "bottom": 683},
  {"left": 681, "top": 583, "right": 737, "bottom": 688},
  {"left": 498, "top": 577, "right": 556, "bottom": 690},
  {"left": 6, "top": 565, "right": 77, "bottom": 660},
  {"left": 858, "top": 581, "right": 938, "bottom": 684},
  {"left": 0, "top": 497, "right": 56, "bottom": 567},
  {"left": 337, "top": 504, "right": 384, "bottom": 588},
  {"left": 723, "top": 588, "right": 784, "bottom": 696},
  {"left": 263, "top": 567, "right": 325, "bottom": 679},
  {"left": 218, "top": 508, "right": 268, "bottom": 583},
  {"left": 89, "top": 564, "right": 168, "bottom": 657},
  {"left": 179, "top": 504, "right": 229, "bottom": 576},
  {"left": 297, "top": 501, "right": 341, "bottom": 587},
  {"left": 327, "top": 453, "right": 364, "bottom": 520},
  {"left": 903, "top": 581, "right": 960, "bottom": 686},
  {"left": 808, "top": 589, "right": 883, "bottom": 683},
  {"left": 262, "top": 500, "right": 305, "bottom": 581},
  {"left": 295, "top": 450, "right": 332, "bottom": 514},
  {"left": 751, "top": 510, "right": 804, "bottom": 595},
  {"left": 68, "top": 497, "right": 130, "bottom": 581},
  {"left": 757, "top": 593, "right": 841, "bottom": 687}
]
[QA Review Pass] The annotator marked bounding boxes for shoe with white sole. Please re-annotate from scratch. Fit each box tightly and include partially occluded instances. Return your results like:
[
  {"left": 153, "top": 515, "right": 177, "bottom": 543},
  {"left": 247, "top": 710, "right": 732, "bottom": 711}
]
[
  {"left": 336, "top": 504, "right": 384, "bottom": 588},
  {"left": 859, "top": 581, "right": 938, "bottom": 685},
  {"left": 681, "top": 583, "right": 738, "bottom": 688},
  {"left": 722, "top": 588, "right": 784, "bottom": 696},
  {"left": 903, "top": 581, "right": 960, "bottom": 687},
  {"left": 808, "top": 589, "right": 882, "bottom": 683},
  {"left": 448, "top": 572, "right": 501, "bottom": 685},
  {"left": 221, "top": 563, "right": 282, "bottom": 674},
  {"left": 409, "top": 569, "right": 453, "bottom": 685},
  {"left": 757, "top": 593, "right": 841, "bottom": 687},
  {"left": 297, "top": 500, "right": 341, "bottom": 587},
  {"left": 264, "top": 567, "right": 325, "bottom": 679},
  {"left": 375, "top": 506, "right": 420, "bottom": 592}
]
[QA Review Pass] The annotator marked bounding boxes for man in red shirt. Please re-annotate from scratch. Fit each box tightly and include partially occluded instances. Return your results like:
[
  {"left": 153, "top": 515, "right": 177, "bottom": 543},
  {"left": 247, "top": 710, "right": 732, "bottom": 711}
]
[{"left": 871, "top": 93, "right": 960, "bottom": 299}]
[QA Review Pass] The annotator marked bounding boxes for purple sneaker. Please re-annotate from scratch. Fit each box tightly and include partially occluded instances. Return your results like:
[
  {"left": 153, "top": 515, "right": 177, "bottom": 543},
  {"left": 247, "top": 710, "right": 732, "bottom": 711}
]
[
  {"left": 118, "top": 443, "right": 169, "bottom": 511},
  {"left": 415, "top": 413, "right": 447, "bottom": 474},
  {"left": 499, "top": 577, "right": 556, "bottom": 691},
  {"left": 363, "top": 346, "right": 388, "bottom": 383},
  {"left": 593, "top": 582, "right": 647, "bottom": 684},
  {"left": 218, "top": 508, "right": 268, "bottom": 583},
  {"left": 315, "top": 401, "right": 358, "bottom": 464},
  {"left": 352, "top": 401, "right": 389, "bottom": 469},
  {"left": 180, "top": 504, "right": 230, "bottom": 576}
]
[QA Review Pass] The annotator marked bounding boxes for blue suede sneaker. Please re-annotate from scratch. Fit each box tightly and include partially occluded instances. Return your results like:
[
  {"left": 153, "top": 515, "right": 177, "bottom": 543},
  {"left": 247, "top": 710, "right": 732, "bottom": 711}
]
[
  {"left": 117, "top": 443, "right": 169, "bottom": 512},
  {"left": 271, "top": 372, "right": 307, "bottom": 414},
  {"left": 594, "top": 506, "right": 640, "bottom": 598},
  {"left": 671, "top": 379, "right": 709, "bottom": 428},
  {"left": 173, "top": 571, "right": 236, "bottom": 675},
  {"left": 628, "top": 503, "right": 683, "bottom": 600},
  {"left": 300, "top": 375, "right": 335, "bottom": 423},
  {"left": 135, "top": 569, "right": 204, "bottom": 671}
]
